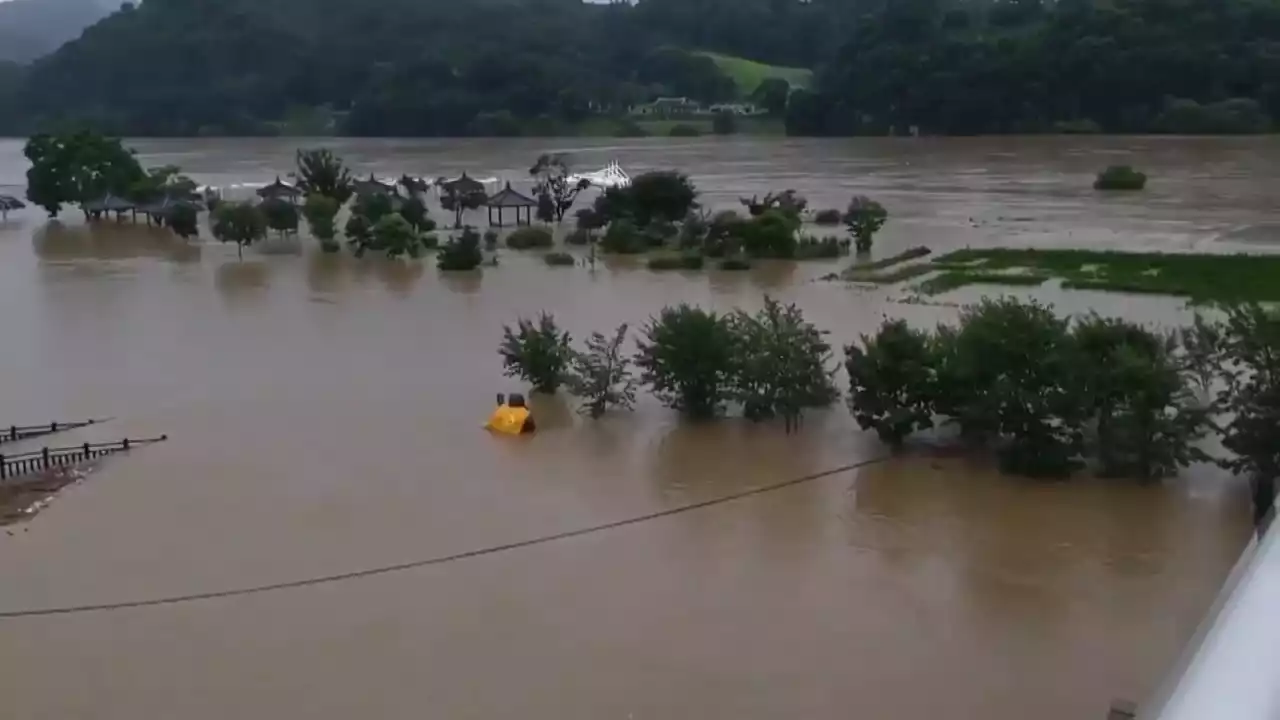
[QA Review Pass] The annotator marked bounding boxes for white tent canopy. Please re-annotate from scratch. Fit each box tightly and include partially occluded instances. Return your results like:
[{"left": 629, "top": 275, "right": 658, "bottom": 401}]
[{"left": 568, "top": 161, "right": 631, "bottom": 189}]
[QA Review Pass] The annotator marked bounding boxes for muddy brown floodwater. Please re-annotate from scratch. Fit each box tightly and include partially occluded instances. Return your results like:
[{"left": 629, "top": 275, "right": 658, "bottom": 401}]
[{"left": 0, "top": 136, "right": 1269, "bottom": 719}]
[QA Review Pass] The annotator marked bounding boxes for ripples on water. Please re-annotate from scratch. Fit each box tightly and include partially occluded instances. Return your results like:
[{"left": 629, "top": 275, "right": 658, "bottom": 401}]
[{"left": 0, "top": 137, "right": 1263, "bottom": 720}]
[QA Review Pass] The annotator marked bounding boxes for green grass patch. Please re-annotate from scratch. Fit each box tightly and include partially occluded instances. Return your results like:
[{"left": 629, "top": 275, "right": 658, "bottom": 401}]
[
  {"left": 917, "top": 271, "right": 1049, "bottom": 295},
  {"left": 929, "top": 248, "right": 1280, "bottom": 302},
  {"left": 697, "top": 51, "right": 813, "bottom": 95},
  {"left": 846, "top": 263, "right": 938, "bottom": 285}
]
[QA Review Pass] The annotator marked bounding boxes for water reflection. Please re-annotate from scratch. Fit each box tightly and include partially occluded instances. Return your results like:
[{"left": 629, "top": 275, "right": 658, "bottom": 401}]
[
  {"left": 305, "top": 252, "right": 347, "bottom": 296},
  {"left": 439, "top": 269, "right": 483, "bottom": 295},
  {"left": 215, "top": 260, "right": 271, "bottom": 307},
  {"left": 373, "top": 259, "right": 425, "bottom": 298},
  {"left": 33, "top": 221, "right": 201, "bottom": 263}
]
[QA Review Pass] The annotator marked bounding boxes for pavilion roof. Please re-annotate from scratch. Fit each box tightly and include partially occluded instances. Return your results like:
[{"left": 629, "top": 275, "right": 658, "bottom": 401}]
[
  {"left": 440, "top": 172, "right": 486, "bottom": 194},
  {"left": 486, "top": 182, "right": 537, "bottom": 208},
  {"left": 353, "top": 173, "right": 398, "bottom": 195},
  {"left": 0, "top": 194, "right": 25, "bottom": 211},
  {"left": 256, "top": 176, "right": 301, "bottom": 198}
]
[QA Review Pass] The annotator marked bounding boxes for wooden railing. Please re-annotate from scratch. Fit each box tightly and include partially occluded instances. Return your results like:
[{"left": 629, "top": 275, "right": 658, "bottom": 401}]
[
  {"left": 0, "top": 418, "right": 112, "bottom": 446},
  {"left": 0, "top": 436, "right": 167, "bottom": 481}
]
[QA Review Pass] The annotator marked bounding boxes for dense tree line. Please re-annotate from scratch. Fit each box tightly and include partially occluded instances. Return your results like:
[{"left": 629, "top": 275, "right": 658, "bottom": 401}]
[
  {"left": 790, "top": 0, "right": 1280, "bottom": 135},
  {"left": 1, "top": 0, "right": 1276, "bottom": 136}
]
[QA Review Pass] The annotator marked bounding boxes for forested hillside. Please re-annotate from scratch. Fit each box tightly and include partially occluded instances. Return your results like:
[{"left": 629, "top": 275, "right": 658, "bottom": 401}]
[{"left": 0, "top": 0, "right": 1276, "bottom": 137}]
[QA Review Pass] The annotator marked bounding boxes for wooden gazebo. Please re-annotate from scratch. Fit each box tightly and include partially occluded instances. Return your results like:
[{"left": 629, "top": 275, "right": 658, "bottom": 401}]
[
  {"left": 256, "top": 176, "right": 301, "bottom": 203},
  {"left": 353, "top": 173, "right": 398, "bottom": 197},
  {"left": 485, "top": 182, "right": 538, "bottom": 226},
  {"left": 439, "top": 173, "right": 487, "bottom": 196},
  {"left": 0, "top": 194, "right": 24, "bottom": 220}
]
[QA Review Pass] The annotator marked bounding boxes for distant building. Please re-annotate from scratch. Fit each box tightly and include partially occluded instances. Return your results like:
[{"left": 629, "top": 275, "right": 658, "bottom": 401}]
[
  {"left": 707, "top": 102, "right": 766, "bottom": 116},
  {"left": 629, "top": 97, "right": 703, "bottom": 117}
]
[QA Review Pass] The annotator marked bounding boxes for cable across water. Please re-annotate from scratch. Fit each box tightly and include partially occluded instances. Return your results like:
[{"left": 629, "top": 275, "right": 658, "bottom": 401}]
[{"left": 0, "top": 455, "right": 891, "bottom": 619}]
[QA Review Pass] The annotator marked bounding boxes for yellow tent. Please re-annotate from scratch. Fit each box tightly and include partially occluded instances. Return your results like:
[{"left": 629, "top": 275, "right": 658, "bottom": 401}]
[{"left": 485, "top": 404, "right": 535, "bottom": 435}]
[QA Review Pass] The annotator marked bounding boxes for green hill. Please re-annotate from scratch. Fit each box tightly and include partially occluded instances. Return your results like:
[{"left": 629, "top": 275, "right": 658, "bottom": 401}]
[{"left": 697, "top": 51, "right": 812, "bottom": 97}]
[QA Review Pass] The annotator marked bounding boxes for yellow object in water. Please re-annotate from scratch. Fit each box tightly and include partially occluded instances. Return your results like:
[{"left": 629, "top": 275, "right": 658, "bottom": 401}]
[{"left": 486, "top": 404, "right": 535, "bottom": 435}]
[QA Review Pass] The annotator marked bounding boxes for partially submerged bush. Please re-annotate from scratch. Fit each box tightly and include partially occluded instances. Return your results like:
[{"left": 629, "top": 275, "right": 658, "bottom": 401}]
[
  {"left": 735, "top": 210, "right": 800, "bottom": 258},
  {"left": 371, "top": 213, "right": 423, "bottom": 259},
  {"left": 567, "top": 324, "right": 638, "bottom": 418},
  {"left": 302, "top": 194, "right": 340, "bottom": 252},
  {"left": 544, "top": 251, "right": 575, "bottom": 266},
  {"left": 1094, "top": 165, "right": 1147, "bottom": 191},
  {"left": 795, "top": 235, "right": 848, "bottom": 259},
  {"left": 499, "top": 312, "right": 572, "bottom": 394},
  {"left": 482, "top": 228, "right": 500, "bottom": 251},
  {"left": 635, "top": 304, "right": 736, "bottom": 419},
  {"left": 262, "top": 197, "right": 300, "bottom": 235},
  {"left": 506, "top": 225, "right": 555, "bottom": 249},
  {"left": 843, "top": 196, "right": 888, "bottom": 253},
  {"left": 593, "top": 171, "right": 698, "bottom": 228},
  {"left": 565, "top": 228, "right": 592, "bottom": 246},
  {"left": 600, "top": 219, "right": 646, "bottom": 254},
  {"left": 813, "top": 208, "right": 842, "bottom": 226},
  {"left": 845, "top": 319, "right": 938, "bottom": 447},
  {"left": 436, "top": 227, "right": 483, "bottom": 271},
  {"left": 718, "top": 257, "right": 752, "bottom": 271},
  {"left": 729, "top": 297, "right": 838, "bottom": 429}
]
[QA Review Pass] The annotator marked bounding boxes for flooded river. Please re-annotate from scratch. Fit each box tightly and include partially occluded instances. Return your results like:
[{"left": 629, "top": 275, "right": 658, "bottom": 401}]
[{"left": 0, "top": 137, "right": 1268, "bottom": 719}]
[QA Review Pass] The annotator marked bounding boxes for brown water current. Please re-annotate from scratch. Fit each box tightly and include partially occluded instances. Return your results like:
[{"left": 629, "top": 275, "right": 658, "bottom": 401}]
[{"left": 0, "top": 136, "right": 1268, "bottom": 719}]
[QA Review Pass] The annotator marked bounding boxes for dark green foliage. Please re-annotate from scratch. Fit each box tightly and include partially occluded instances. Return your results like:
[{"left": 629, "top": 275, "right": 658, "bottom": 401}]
[
  {"left": 729, "top": 297, "right": 837, "bottom": 429},
  {"left": 845, "top": 319, "right": 937, "bottom": 448},
  {"left": 843, "top": 197, "right": 887, "bottom": 253},
  {"left": 567, "top": 324, "right": 638, "bottom": 418},
  {"left": 440, "top": 184, "right": 487, "bottom": 228},
  {"left": 421, "top": 233, "right": 440, "bottom": 250},
  {"left": 211, "top": 201, "right": 267, "bottom": 259},
  {"left": 164, "top": 203, "right": 200, "bottom": 239},
  {"left": 795, "top": 235, "right": 848, "bottom": 259},
  {"left": 294, "top": 149, "right": 353, "bottom": 204},
  {"left": 24, "top": 131, "right": 143, "bottom": 216},
  {"left": 668, "top": 124, "right": 702, "bottom": 137},
  {"left": 261, "top": 198, "right": 300, "bottom": 235},
  {"left": 735, "top": 210, "right": 800, "bottom": 259},
  {"left": 1094, "top": 165, "right": 1148, "bottom": 191},
  {"left": 575, "top": 207, "right": 606, "bottom": 232},
  {"left": 499, "top": 313, "right": 572, "bottom": 394},
  {"left": 635, "top": 304, "right": 736, "bottom": 419},
  {"left": 599, "top": 219, "right": 646, "bottom": 254},
  {"left": 711, "top": 111, "right": 737, "bottom": 135},
  {"left": 789, "top": 0, "right": 1280, "bottom": 136},
  {"left": 437, "top": 227, "right": 483, "bottom": 271},
  {"left": 941, "top": 298, "right": 1085, "bottom": 478},
  {"left": 506, "top": 226, "right": 555, "bottom": 250},
  {"left": 751, "top": 78, "right": 791, "bottom": 116},
  {"left": 370, "top": 213, "right": 423, "bottom": 259},
  {"left": 677, "top": 212, "right": 709, "bottom": 250},
  {"left": 398, "top": 195, "right": 434, "bottom": 232},
  {"left": 1072, "top": 315, "right": 1209, "bottom": 480},
  {"left": 813, "top": 208, "right": 842, "bottom": 226},
  {"left": 344, "top": 213, "right": 373, "bottom": 251},
  {"left": 353, "top": 192, "right": 395, "bottom": 225},
  {"left": 544, "top": 252, "right": 575, "bottom": 267},
  {"left": 593, "top": 171, "right": 698, "bottom": 228},
  {"left": 530, "top": 154, "right": 589, "bottom": 223},
  {"left": 647, "top": 253, "right": 704, "bottom": 271},
  {"left": 128, "top": 164, "right": 198, "bottom": 205},
  {"left": 740, "top": 190, "right": 807, "bottom": 220},
  {"left": 565, "top": 228, "right": 591, "bottom": 246},
  {"left": 1216, "top": 304, "right": 1280, "bottom": 523},
  {"left": 482, "top": 229, "right": 499, "bottom": 251},
  {"left": 703, "top": 210, "right": 745, "bottom": 257},
  {"left": 303, "top": 194, "right": 341, "bottom": 252}
]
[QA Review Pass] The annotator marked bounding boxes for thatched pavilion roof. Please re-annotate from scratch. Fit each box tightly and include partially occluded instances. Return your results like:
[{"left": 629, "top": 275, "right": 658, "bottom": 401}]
[{"left": 486, "top": 182, "right": 537, "bottom": 208}]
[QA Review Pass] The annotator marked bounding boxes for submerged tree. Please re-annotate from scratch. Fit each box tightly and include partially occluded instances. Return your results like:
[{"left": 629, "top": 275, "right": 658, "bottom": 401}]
[
  {"left": 567, "top": 324, "right": 638, "bottom": 418},
  {"left": 371, "top": 213, "right": 422, "bottom": 259},
  {"left": 1216, "top": 303, "right": 1280, "bottom": 529},
  {"left": 24, "top": 131, "right": 144, "bottom": 216},
  {"left": 211, "top": 201, "right": 267, "bottom": 259},
  {"left": 293, "top": 148, "right": 354, "bottom": 204},
  {"left": 593, "top": 171, "right": 699, "bottom": 228},
  {"left": 436, "top": 227, "right": 484, "bottom": 271},
  {"left": 302, "top": 194, "right": 341, "bottom": 252},
  {"left": 843, "top": 196, "right": 888, "bottom": 253},
  {"left": 635, "top": 304, "right": 735, "bottom": 419},
  {"left": 164, "top": 202, "right": 200, "bottom": 239},
  {"left": 499, "top": 312, "right": 573, "bottom": 394},
  {"left": 261, "top": 197, "right": 300, "bottom": 236},
  {"left": 729, "top": 296, "right": 838, "bottom": 430},
  {"left": 530, "top": 153, "right": 590, "bottom": 223},
  {"left": 845, "top": 318, "right": 938, "bottom": 448}
]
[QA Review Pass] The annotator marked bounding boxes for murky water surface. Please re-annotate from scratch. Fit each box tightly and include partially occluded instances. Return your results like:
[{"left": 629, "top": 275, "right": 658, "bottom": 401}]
[{"left": 0, "top": 137, "right": 1268, "bottom": 719}]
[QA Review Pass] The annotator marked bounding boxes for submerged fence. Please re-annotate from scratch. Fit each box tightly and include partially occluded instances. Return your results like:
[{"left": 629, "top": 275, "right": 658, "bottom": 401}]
[
  {"left": 0, "top": 418, "right": 112, "bottom": 446},
  {"left": 0, "top": 436, "right": 167, "bottom": 481}
]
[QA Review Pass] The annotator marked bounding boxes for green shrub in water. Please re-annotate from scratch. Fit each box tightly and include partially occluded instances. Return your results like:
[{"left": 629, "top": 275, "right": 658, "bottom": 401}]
[
  {"left": 813, "top": 208, "right": 842, "bottom": 226},
  {"left": 1094, "top": 165, "right": 1147, "bottom": 191},
  {"left": 506, "top": 225, "right": 555, "bottom": 249},
  {"left": 499, "top": 312, "right": 573, "bottom": 394},
  {"left": 544, "top": 252, "right": 575, "bottom": 267}
]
